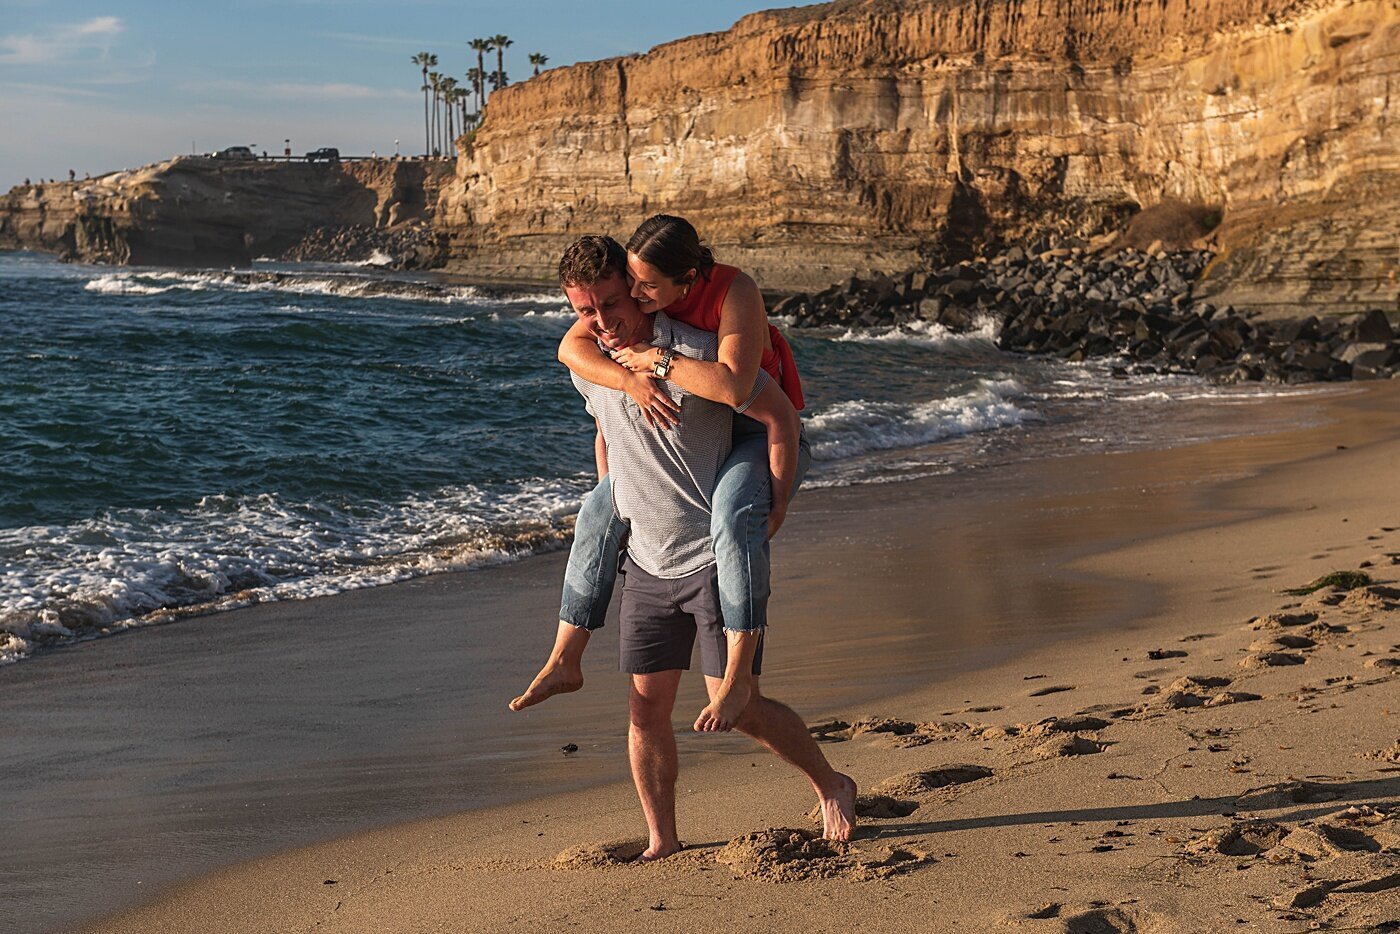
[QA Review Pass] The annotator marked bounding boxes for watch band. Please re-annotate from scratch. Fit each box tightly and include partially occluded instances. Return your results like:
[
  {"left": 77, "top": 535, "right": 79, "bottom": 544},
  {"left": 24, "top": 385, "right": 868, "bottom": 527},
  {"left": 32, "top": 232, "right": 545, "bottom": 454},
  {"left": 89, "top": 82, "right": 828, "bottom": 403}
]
[{"left": 653, "top": 347, "right": 677, "bottom": 379}]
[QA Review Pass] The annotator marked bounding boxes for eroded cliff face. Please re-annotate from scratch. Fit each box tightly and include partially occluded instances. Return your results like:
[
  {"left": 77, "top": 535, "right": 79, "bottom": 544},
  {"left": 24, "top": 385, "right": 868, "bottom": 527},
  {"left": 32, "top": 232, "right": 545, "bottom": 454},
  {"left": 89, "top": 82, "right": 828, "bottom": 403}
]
[
  {"left": 441, "top": 0, "right": 1398, "bottom": 313},
  {"left": 0, "top": 158, "right": 454, "bottom": 265}
]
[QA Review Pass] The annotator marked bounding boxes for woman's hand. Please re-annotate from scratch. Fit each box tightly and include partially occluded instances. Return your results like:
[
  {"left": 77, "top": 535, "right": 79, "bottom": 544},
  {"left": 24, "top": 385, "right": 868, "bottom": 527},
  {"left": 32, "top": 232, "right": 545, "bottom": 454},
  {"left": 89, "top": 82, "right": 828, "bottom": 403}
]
[
  {"left": 612, "top": 344, "right": 661, "bottom": 375},
  {"left": 767, "top": 499, "right": 788, "bottom": 540},
  {"left": 623, "top": 370, "right": 681, "bottom": 429}
]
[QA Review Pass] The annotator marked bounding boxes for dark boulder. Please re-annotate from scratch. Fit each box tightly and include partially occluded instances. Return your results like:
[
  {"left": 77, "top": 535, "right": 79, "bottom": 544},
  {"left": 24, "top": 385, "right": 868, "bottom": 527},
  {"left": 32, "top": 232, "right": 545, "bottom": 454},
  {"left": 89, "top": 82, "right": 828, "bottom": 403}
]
[{"left": 1354, "top": 309, "right": 1395, "bottom": 343}]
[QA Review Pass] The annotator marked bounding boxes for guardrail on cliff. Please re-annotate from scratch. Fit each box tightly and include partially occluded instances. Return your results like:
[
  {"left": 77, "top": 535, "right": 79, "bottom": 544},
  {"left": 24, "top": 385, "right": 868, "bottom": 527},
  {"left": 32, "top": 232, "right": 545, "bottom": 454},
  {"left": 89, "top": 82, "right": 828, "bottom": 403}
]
[{"left": 220, "top": 155, "right": 457, "bottom": 164}]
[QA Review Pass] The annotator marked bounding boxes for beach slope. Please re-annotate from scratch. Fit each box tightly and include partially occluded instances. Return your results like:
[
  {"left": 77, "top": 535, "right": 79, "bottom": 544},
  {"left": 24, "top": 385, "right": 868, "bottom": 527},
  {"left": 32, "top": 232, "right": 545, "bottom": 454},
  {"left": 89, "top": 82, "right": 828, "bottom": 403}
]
[{"left": 83, "top": 384, "right": 1400, "bottom": 933}]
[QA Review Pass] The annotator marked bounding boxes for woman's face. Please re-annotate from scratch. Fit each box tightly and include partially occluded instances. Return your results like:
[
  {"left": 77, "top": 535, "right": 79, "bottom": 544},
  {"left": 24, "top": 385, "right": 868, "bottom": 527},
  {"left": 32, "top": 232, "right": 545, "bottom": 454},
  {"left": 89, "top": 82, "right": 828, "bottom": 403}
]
[{"left": 627, "top": 252, "right": 693, "bottom": 313}]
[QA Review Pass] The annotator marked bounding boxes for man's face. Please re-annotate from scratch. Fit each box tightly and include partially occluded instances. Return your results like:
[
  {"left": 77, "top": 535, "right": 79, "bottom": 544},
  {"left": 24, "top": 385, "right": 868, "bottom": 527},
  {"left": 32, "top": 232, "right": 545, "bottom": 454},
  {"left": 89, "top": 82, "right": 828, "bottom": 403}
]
[{"left": 564, "top": 271, "right": 649, "bottom": 350}]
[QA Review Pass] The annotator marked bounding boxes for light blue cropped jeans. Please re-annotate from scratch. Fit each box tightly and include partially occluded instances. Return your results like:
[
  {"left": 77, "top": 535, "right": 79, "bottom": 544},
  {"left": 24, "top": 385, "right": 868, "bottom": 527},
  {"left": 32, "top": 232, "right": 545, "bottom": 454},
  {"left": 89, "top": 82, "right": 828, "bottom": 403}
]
[{"left": 559, "top": 414, "right": 812, "bottom": 633}]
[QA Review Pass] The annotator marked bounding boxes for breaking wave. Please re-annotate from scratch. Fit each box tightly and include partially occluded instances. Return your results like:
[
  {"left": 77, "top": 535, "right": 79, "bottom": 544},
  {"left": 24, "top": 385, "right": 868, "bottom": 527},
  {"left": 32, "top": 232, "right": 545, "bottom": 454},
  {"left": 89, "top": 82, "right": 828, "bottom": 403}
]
[{"left": 804, "top": 379, "right": 1032, "bottom": 461}]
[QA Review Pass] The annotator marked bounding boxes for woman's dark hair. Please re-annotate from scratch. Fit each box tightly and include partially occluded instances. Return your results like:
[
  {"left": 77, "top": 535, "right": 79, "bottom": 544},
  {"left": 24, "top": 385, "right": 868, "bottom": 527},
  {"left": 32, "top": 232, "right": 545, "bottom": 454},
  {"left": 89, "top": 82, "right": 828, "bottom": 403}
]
[{"left": 625, "top": 214, "right": 716, "bottom": 284}]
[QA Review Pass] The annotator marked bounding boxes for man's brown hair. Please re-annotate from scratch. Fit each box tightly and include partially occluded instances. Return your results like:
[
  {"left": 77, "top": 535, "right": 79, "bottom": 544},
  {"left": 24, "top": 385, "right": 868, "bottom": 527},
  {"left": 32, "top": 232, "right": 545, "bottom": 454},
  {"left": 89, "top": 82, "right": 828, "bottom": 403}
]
[{"left": 558, "top": 235, "right": 629, "bottom": 288}]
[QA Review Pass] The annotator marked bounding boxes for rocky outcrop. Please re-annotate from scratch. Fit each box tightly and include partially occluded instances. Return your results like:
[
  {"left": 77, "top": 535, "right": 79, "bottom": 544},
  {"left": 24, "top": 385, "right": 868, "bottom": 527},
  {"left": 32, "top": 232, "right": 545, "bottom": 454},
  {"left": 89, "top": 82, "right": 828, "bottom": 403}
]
[
  {"left": 440, "top": 0, "right": 1399, "bottom": 316},
  {"left": 784, "top": 247, "right": 1400, "bottom": 383},
  {"left": 278, "top": 223, "right": 444, "bottom": 269},
  {"left": 0, "top": 158, "right": 454, "bottom": 266}
]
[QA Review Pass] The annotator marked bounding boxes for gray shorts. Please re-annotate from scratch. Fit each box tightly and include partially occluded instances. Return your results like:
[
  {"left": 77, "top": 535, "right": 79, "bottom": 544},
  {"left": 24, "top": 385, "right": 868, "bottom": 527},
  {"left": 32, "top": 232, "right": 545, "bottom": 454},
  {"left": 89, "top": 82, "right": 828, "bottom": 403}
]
[{"left": 618, "top": 556, "right": 763, "bottom": 678}]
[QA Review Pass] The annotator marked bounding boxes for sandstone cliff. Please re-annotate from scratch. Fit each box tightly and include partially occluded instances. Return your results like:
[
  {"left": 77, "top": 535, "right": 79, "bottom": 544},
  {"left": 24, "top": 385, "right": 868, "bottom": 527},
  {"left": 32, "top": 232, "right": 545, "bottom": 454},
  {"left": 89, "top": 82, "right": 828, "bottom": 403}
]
[
  {"left": 440, "top": 0, "right": 1399, "bottom": 314},
  {"left": 0, "top": 158, "right": 454, "bottom": 265}
]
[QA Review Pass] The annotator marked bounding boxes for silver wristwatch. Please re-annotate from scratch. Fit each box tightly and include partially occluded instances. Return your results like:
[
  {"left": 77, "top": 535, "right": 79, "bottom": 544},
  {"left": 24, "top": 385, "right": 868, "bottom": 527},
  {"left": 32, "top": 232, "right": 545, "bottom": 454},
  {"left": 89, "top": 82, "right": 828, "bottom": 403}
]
[{"left": 653, "top": 347, "right": 677, "bottom": 379}]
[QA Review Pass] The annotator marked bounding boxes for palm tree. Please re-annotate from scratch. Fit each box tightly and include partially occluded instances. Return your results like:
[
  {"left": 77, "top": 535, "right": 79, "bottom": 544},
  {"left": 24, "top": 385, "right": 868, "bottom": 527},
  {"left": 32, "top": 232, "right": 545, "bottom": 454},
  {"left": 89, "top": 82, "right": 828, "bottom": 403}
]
[
  {"left": 439, "top": 76, "right": 458, "bottom": 153},
  {"left": 529, "top": 52, "right": 547, "bottom": 76},
  {"left": 455, "top": 87, "right": 470, "bottom": 136},
  {"left": 489, "top": 69, "right": 508, "bottom": 92},
  {"left": 411, "top": 52, "right": 437, "bottom": 156},
  {"left": 467, "top": 67, "right": 485, "bottom": 116},
  {"left": 427, "top": 71, "right": 443, "bottom": 155},
  {"left": 469, "top": 38, "right": 492, "bottom": 111},
  {"left": 492, "top": 35, "right": 512, "bottom": 91}
]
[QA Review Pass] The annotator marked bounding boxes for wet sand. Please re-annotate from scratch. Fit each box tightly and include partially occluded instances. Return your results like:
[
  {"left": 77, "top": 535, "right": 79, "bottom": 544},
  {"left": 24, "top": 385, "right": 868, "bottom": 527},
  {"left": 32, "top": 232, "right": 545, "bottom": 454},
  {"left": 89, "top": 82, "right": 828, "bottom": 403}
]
[{"left": 9, "top": 382, "right": 1400, "bottom": 933}]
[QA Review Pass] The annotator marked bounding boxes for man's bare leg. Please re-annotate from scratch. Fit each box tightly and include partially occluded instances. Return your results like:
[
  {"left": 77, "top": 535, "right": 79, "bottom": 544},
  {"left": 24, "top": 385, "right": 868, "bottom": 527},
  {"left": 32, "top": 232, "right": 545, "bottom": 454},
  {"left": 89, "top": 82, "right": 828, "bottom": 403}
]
[
  {"left": 509, "top": 621, "right": 589, "bottom": 711},
  {"left": 629, "top": 670, "right": 684, "bottom": 860},
  {"left": 693, "top": 630, "right": 759, "bottom": 732},
  {"left": 706, "top": 675, "right": 858, "bottom": 842}
]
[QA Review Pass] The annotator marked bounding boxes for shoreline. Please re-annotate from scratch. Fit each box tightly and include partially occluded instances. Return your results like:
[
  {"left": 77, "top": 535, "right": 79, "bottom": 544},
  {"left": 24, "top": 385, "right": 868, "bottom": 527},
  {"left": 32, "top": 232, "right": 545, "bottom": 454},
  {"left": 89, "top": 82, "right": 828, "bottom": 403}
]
[{"left": 14, "top": 381, "right": 1393, "bottom": 933}]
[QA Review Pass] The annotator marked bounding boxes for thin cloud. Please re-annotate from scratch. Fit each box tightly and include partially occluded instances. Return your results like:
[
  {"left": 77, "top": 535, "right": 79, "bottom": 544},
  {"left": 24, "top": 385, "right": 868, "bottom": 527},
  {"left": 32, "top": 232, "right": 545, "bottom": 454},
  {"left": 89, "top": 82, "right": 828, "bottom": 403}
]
[
  {"left": 320, "top": 31, "right": 442, "bottom": 49},
  {"left": 184, "top": 79, "right": 416, "bottom": 102},
  {"left": 1, "top": 80, "right": 115, "bottom": 100},
  {"left": 0, "top": 16, "right": 125, "bottom": 65}
]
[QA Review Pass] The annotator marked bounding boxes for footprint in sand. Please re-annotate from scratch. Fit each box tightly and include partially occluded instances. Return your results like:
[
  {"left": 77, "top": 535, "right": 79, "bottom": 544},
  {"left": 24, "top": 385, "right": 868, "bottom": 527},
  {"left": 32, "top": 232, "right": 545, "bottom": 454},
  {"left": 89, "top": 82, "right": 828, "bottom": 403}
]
[
  {"left": 1247, "top": 611, "right": 1319, "bottom": 630},
  {"left": 807, "top": 794, "right": 918, "bottom": 822},
  {"left": 1238, "top": 651, "right": 1305, "bottom": 668},
  {"left": 1167, "top": 675, "right": 1232, "bottom": 691},
  {"left": 553, "top": 839, "right": 649, "bottom": 868},
  {"left": 849, "top": 718, "right": 974, "bottom": 748},
  {"left": 1278, "top": 821, "right": 1385, "bottom": 859},
  {"left": 1270, "top": 882, "right": 1334, "bottom": 910},
  {"left": 1029, "top": 684, "right": 1076, "bottom": 697},
  {"left": 1339, "top": 585, "right": 1400, "bottom": 613},
  {"left": 807, "top": 719, "right": 852, "bottom": 742},
  {"left": 1252, "top": 634, "right": 1317, "bottom": 650},
  {"left": 1150, "top": 683, "right": 1259, "bottom": 709},
  {"left": 1026, "top": 715, "right": 1110, "bottom": 735},
  {"left": 1157, "top": 690, "right": 1208, "bottom": 709},
  {"left": 871, "top": 764, "right": 993, "bottom": 797},
  {"left": 1032, "top": 734, "right": 1106, "bottom": 759},
  {"left": 1233, "top": 779, "right": 1345, "bottom": 810},
  {"left": 1184, "top": 819, "right": 1288, "bottom": 857},
  {"left": 1060, "top": 905, "right": 1162, "bottom": 934},
  {"left": 1204, "top": 690, "right": 1262, "bottom": 707},
  {"left": 850, "top": 717, "right": 919, "bottom": 737},
  {"left": 716, "top": 828, "right": 931, "bottom": 882}
]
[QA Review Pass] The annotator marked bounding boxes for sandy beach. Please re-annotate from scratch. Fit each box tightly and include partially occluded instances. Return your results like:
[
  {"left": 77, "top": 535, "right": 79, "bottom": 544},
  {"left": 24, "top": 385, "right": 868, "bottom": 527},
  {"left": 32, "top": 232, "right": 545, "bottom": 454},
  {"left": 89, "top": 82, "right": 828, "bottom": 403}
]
[{"left": 30, "top": 380, "right": 1391, "bottom": 933}]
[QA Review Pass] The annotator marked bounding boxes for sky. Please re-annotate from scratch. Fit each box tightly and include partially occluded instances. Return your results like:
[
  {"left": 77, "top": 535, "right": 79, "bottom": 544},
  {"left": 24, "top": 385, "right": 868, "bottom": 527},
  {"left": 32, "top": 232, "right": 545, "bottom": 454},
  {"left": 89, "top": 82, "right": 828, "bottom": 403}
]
[{"left": 0, "top": 0, "right": 812, "bottom": 189}]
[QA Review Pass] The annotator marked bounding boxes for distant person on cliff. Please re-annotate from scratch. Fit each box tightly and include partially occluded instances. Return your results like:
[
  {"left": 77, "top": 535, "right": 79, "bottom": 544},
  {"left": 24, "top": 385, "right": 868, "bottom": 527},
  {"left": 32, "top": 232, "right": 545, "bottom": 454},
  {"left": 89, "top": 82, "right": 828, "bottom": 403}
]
[
  {"left": 529, "top": 235, "right": 852, "bottom": 856},
  {"left": 511, "top": 215, "right": 808, "bottom": 733}
]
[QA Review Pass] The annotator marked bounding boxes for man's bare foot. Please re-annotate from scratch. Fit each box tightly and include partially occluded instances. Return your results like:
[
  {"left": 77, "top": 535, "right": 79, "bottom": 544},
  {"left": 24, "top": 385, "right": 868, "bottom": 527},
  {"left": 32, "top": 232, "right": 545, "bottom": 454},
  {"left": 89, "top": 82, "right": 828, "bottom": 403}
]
[
  {"left": 509, "top": 661, "right": 583, "bottom": 711},
  {"left": 819, "top": 772, "right": 857, "bottom": 841},
  {"left": 635, "top": 840, "right": 681, "bottom": 862},
  {"left": 694, "top": 678, "right": 752, "bottom": 732}
]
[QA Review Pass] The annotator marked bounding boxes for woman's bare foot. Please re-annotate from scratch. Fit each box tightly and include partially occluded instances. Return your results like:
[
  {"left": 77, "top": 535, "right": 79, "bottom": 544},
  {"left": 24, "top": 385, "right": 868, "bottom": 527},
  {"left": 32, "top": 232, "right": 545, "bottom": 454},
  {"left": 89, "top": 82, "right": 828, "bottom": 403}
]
[
  {"left": 694, "top": 678, "right": 752, "bottom": 732},
  {"left": 509, "top": 621, "right": 590, "bottom": 711},
  {"left": 509, "top": 660, "right": 583, "bottom": 711},
  {"left": 818, "top": 773, "right": 857, "bottom": 841}
]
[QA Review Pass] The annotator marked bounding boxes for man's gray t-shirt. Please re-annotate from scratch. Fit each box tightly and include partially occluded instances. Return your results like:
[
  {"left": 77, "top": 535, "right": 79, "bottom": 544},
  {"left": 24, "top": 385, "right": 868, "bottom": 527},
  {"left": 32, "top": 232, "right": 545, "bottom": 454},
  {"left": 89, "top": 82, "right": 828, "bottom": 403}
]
[{"left": 572, "top": 312, "right": 769, "bottom": 579}]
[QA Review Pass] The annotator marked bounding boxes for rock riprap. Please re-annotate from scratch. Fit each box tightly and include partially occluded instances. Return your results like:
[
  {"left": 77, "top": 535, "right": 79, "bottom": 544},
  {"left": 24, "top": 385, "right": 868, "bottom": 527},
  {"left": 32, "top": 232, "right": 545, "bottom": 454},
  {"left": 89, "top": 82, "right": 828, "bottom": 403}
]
[{"left": 782, "top": 246, "right": 1399, "bottom": 384}]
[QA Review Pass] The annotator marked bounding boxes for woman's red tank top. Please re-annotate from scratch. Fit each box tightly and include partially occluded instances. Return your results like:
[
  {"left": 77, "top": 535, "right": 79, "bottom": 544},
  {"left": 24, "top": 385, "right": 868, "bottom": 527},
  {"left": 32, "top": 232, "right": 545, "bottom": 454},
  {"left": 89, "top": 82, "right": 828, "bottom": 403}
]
[{"left": 663, "top": 264, "right": 805, "bottom": 411}]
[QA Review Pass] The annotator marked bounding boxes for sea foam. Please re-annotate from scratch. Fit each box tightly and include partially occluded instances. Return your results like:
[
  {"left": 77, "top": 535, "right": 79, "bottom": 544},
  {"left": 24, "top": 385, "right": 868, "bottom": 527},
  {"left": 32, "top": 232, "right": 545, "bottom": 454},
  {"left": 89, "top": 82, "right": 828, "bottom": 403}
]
[
  {"left": 82, "top": 270, "right": 499, "bottom": 305},
  {"left": 0, "top": 478, "right": 592, "bottom": 664},
  {"left": 804, "top": 379, "right": 1031, "bottom": 461},
  {"left": 831, "top": 315, "right": 1000, "bottom": 347}
]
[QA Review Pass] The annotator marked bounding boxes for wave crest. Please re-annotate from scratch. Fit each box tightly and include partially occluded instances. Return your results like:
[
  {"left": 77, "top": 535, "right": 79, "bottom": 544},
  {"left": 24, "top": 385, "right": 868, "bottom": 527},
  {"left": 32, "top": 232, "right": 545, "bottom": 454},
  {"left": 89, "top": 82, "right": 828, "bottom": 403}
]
[
  {"left": 0, "top": 478, "right": 592, "bottom": 664},
  {"left": 804, "top": 379, "right": 1031, "bottom": 461}
]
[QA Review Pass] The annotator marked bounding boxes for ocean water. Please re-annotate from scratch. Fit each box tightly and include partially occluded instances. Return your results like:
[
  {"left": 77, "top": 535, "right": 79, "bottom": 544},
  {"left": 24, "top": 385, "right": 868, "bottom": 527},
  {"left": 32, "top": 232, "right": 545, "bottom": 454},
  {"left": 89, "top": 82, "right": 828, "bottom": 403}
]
[{"left": 0, "top": 251, "right": 1337, "bottom": 664}]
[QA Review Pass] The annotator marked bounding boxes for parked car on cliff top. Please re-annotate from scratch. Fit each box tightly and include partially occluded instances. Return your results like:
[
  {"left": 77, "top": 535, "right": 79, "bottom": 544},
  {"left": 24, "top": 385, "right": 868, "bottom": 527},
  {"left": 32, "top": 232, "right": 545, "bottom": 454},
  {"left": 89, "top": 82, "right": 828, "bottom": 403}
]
[
  {"left": 305, "top": 148, "right": 340, "bottom": 163},
  {"left": 213, "top": 146, "right": 255, "bottom": 161}
]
